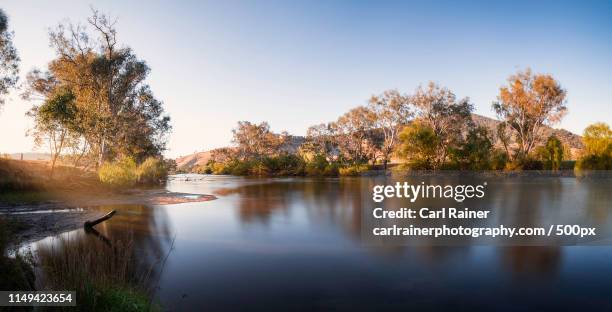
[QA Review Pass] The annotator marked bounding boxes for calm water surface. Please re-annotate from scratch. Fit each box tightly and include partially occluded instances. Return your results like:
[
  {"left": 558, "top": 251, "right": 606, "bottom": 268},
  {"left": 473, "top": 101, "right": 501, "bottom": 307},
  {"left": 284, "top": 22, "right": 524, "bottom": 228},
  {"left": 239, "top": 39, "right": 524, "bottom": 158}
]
[{"left": 30, "top": 174, "right": 612, "bottom": 311}]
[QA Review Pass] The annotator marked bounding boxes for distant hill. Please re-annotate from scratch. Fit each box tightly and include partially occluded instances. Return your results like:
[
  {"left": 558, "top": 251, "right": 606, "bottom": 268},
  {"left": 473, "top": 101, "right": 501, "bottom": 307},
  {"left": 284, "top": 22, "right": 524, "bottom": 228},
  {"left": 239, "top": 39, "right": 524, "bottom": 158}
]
[
  {"left": 175, "top": 151, "right": 212, "bottom": 170},
  {"left": 471, "top": 114, "right": 584, "bottom": 157},
  {"left": 176, "top": 114, "right": 584, "bottom": 171},
  {"left": 3, "top": 152, "right": 52, "bottom": 161}
]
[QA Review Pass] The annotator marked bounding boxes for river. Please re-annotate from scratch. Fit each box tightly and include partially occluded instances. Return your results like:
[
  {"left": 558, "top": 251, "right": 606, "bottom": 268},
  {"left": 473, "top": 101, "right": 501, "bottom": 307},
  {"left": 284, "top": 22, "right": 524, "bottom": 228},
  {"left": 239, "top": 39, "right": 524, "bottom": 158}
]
[{"left": 27, "top": 174, "right": 612, "bottom": 311}]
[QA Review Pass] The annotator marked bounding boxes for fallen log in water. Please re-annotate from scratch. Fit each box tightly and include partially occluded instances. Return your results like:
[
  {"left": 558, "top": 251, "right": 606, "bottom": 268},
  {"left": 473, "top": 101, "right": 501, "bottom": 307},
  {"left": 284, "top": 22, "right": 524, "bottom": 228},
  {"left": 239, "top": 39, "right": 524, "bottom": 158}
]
[{"left": 84, "top": 210, "right": 116, "bottom": 228}]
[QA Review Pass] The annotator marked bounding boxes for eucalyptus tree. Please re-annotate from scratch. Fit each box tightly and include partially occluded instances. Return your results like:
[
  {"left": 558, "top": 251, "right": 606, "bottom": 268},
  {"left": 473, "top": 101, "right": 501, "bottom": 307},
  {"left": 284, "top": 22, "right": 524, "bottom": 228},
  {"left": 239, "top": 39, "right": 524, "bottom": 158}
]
[
  {"left": 493, "top": 68, "right": 567, "bottom": 161},
  {"left": 368, "top": 89, "right": 413, "bottom": 169},
  {"left": 231, "top": 121, "right": 281, "bottom": 160},
  {"left": 410, "top": 82, "right": 474, "bottom": 168},
  {"left": 0, "top": 8, "right": 19, "bottom": 109},
  {"left": 333, "top": 106, "right": 377, "bottom": 163},
  {"left": 27, "top": 89, "right": 78, "bottom": 176},
  {"left": 24, "top": 10, "right": 170, "bottom": 167}
]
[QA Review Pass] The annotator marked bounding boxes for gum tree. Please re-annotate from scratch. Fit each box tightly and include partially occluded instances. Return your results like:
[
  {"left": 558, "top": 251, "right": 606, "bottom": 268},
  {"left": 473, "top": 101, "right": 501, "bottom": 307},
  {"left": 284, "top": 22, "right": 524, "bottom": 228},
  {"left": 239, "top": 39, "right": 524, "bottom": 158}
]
[
  {"left": 23, "top": 9, "right": 171, "bottom": 167},
  {"left": 493, "top": 68, "right": 567, "bottom": 161},
  {"left": 411, "top": 82, "right": 474, "bottom": 167},
  {"left": 368, "top": 89, "right": 413, "bottom": 169},
  {"left": 0, "top": 8, "right": 19, "bottom": 109}
]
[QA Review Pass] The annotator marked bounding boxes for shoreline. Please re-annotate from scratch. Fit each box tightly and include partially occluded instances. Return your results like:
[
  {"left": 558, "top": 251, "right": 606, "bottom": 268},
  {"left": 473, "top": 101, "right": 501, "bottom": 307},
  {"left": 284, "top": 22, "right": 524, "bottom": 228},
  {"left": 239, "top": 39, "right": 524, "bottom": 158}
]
[{"left": 0, "top": 189, "right": 217, "bottom": 246}]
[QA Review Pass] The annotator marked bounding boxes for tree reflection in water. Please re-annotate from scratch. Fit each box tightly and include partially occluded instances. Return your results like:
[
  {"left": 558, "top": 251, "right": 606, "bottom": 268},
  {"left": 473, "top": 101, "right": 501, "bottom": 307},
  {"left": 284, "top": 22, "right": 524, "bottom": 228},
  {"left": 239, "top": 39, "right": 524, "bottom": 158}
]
[
  {"left": 206, "top": 176, "right": 612, "bottom": 278},
  {"left": 33, "top": 204, "right": 173, "bottom": 296}
]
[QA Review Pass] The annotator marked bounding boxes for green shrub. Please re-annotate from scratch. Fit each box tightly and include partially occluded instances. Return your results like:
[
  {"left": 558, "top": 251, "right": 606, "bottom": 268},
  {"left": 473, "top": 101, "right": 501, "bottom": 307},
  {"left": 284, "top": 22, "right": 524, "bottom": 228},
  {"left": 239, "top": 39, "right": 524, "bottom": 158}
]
[
  {"left": 137, "top": 157, "right": 167, "bottom": 184},
  {"left": 266, "top": 154, "right": 305, "bottom": 176},
  {"left": 490, "top": 149, "right": 508, "bottom": 170},
  {"left": 230, "top": 160, "right": 253, "bottom": 176},
  {"left": 560, "top": 160, "right": 576, "bottom": 170},
  {"left": 323, "top": 163, "right": 339, "bottom": 176},
  {"left": 249, "top": 160, "right": 269, "bottom": 176},
  {"left": 504, "top": 158, "right": 543, "bottom": 170},
  {"left": 576, "top": 154, "right": 612, "bottom": 170},
  {"left": 305, "top": 154, "right": 329, "bottom": 176},
  {"left": 98, "top": 158, "right": 138, "bottom": 188}
]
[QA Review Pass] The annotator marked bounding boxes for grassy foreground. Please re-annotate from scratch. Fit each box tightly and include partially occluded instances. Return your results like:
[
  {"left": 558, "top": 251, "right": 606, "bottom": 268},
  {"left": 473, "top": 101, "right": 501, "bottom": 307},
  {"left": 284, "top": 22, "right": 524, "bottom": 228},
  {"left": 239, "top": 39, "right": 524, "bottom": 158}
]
[{"left": 0, "top": 159, "right": 165, "bottom": 311}]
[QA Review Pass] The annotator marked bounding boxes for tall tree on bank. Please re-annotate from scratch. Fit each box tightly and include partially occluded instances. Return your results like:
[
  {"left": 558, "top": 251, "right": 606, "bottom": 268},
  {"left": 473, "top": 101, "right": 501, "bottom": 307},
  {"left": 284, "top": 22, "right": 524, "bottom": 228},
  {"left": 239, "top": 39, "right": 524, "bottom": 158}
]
[
  {"left": 27, "top": 88, "right": 78, "bottom": 177},
  {"left": 411, "top": 82, "right": 474, "bottom": 168},
  {"left": 24, "top": 10, "right": 171, "bottom": 167},
  {"left": 493, "top": 68, "right": 567, "bottom": 161},
  {"left": 368, "top": 89, "right": 412, "bottom": 169},
  {"left": 0, "top": 8, "right": 19, "bottom": 109},
  {"left": 333, "top": 106, "right": 376, "bottom": 163},
  {"left": 232, "top": 121, "right": 281, "bottom": 160}
]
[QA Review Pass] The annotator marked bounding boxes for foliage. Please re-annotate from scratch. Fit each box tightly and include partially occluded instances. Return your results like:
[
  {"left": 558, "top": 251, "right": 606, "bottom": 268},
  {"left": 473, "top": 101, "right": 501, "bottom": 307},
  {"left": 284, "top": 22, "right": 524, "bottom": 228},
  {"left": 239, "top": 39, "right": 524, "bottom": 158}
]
[
  {"left": 450, "top": 126, "right": 493, "bottom": 170},
  {"left": 0, "top": 8, "right": 20, "bottom": 108},
  {"left": 232, "top": 121, "right": 283, "bottom": 160},
  {"left": 411, "top": 82, "right": 474, "bottom": 166},
  {"left": 205, "top": 154, "right": 307, "bottom": 176},
  {"left": 576, "top": 122, "right": 612, "bottom": 170},
  {"left": 99, "top": 157, "right": 169, "bottom": 187},
  {"left": 24, "top": 10, "right": 171, "bottom": 168},
  {"left": 137, "top": 157, "right": 168, "bottom": 184},
  {"left": 490, "top": 149, "right": 509, "bottom": 170},
  {"left": 98, "top": 157, "right": 138, "bottom": 188},
  {"left": 27, "top": 88, "right": 78, "bottom": 176},
  {"left": 263, "top": 153, "right": 305, "bottom": 176},
  {"left": 304, "top": 154, "right": 337, "bottom": 176},
  {"left": 303, "top": 123, "right": 336, "bottom": 159},
  {"left": 368, "top": 89, "right": 413, "bottom": 168},
  {"left": 545, "top": 135, "right": 563, "bottom": 170},
  {"left": 576, "top": 154, "right": 612, "bottom": 170},
  {"left": 582, "top": 122, "right": 612, "bottom": 156},
  {"left": 397, "top": 122, "right": 439, "bottom": 169},
  {"left": 492, "top": 68, "right": 567, "bottom": 161},
  {"left": 331, "top": 106, "right": 377, "bottom": 164}
]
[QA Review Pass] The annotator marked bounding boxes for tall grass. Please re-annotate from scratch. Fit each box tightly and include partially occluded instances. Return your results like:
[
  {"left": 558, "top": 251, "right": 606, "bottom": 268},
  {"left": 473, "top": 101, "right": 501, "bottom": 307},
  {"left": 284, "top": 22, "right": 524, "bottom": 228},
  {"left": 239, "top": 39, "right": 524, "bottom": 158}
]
[
  {"left": 136, "top": 158, "right": 167, "bottom": 184},
  {"left": 98, "top": 158, "right": 139, "bottom": 188},
  {"left": 99, "top": 157, "right": 168, "bottom": 188},
  {"left": 37, "top": 232, "right": 162, "bottom": 311}
]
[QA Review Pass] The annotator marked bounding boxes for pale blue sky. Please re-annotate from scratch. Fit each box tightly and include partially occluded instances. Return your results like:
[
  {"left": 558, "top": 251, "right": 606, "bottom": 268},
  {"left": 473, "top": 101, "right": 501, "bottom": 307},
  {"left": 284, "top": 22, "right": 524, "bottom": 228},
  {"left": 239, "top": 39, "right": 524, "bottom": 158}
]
[{"left": 1, "top": 0, "right": 611, "bottom": 158}]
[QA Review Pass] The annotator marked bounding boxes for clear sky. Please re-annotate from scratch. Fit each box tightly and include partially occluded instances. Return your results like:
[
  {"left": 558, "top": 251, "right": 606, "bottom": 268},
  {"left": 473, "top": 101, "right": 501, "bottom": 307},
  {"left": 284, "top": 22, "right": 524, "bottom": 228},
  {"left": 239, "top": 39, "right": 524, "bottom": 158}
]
[{"left": 1, "top": 0, "right": 611, "bottom": 158}]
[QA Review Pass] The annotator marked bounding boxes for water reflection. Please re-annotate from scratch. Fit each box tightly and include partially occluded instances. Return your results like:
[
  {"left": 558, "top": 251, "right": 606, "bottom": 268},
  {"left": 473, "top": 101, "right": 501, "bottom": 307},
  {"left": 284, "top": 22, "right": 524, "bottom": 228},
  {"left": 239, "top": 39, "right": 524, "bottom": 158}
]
[
  {"left": 31, "top": 175, "right": 612, "bottom": 311},
  {"left": 32, "top": 204, "right": 173, "bottom": 294}
]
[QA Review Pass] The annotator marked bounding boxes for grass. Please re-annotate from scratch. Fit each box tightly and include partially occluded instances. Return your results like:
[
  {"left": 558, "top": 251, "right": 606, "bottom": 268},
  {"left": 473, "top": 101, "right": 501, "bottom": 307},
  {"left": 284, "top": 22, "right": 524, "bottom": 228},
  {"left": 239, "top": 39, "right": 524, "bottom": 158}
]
[
  {"left": 0, "top": 158, "right": 103, "bottom": 193},
  {"left": 36, "top": 232, "right": 162, "bottom": 311}
]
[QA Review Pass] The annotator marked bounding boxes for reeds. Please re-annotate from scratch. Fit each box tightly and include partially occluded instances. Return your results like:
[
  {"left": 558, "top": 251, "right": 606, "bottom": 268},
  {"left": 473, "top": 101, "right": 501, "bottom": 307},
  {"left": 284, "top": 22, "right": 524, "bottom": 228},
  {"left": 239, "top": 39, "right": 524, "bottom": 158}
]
[{"left": 36, "top": 232, "right": 162, "bottom": 311}]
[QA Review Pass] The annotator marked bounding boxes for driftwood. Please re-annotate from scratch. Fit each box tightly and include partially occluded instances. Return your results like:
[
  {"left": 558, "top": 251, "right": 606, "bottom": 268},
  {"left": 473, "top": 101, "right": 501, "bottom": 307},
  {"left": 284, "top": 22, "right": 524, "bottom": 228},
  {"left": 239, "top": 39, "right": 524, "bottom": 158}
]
[{"left": 84, "top": 210, "right": 116, "bottom": 228}]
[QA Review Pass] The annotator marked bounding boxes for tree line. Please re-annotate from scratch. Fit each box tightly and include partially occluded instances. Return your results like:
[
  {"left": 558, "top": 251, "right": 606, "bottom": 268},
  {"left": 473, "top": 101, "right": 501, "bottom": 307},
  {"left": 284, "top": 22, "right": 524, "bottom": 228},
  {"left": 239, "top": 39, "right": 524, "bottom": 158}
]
[{"left": 203, "top": 69, "right": 610, "bottom": 175}]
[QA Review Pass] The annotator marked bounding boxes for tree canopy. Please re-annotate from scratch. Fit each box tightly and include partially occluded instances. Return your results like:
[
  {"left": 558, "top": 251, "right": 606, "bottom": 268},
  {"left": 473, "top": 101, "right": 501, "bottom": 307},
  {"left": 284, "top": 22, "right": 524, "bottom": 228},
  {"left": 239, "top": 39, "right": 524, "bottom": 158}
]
[
  {"left": 0, "top": 8, "right": 19, "bottom": 108},
  {"left": 24, "top": 10, "right": 171, "bottom": 169},
  {"left": 493, "top": 68, "right": 567, "bottom": 161}
]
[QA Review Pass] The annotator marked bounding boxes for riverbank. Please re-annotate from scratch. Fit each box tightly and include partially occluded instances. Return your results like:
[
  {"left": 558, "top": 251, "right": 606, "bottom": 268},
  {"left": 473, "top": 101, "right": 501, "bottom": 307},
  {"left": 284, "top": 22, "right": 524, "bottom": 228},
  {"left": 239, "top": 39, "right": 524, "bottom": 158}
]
[
  {"left": 0, "top": 159, "right": 217, "bottom": 244},
  {"left": 0, "top": 189, "right": 216, "bottom": 246},
  {"left": 388, "top": 169, "right": 611, "bottom": 178}
]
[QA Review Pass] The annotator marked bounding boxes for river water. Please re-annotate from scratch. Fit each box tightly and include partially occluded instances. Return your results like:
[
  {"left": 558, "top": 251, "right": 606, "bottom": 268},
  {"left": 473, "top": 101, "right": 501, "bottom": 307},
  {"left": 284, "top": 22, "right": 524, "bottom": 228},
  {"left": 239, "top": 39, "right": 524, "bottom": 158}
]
[{"left": 28, "top": 174, "right": 612, "bottom": 311}]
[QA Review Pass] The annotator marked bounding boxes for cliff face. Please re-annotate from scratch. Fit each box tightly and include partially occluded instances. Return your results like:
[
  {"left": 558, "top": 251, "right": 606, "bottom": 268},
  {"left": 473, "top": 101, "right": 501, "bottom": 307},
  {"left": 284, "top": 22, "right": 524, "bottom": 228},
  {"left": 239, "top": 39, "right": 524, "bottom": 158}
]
[{"left": 176, "top": 114, "right": 584, "bottom": 171}]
